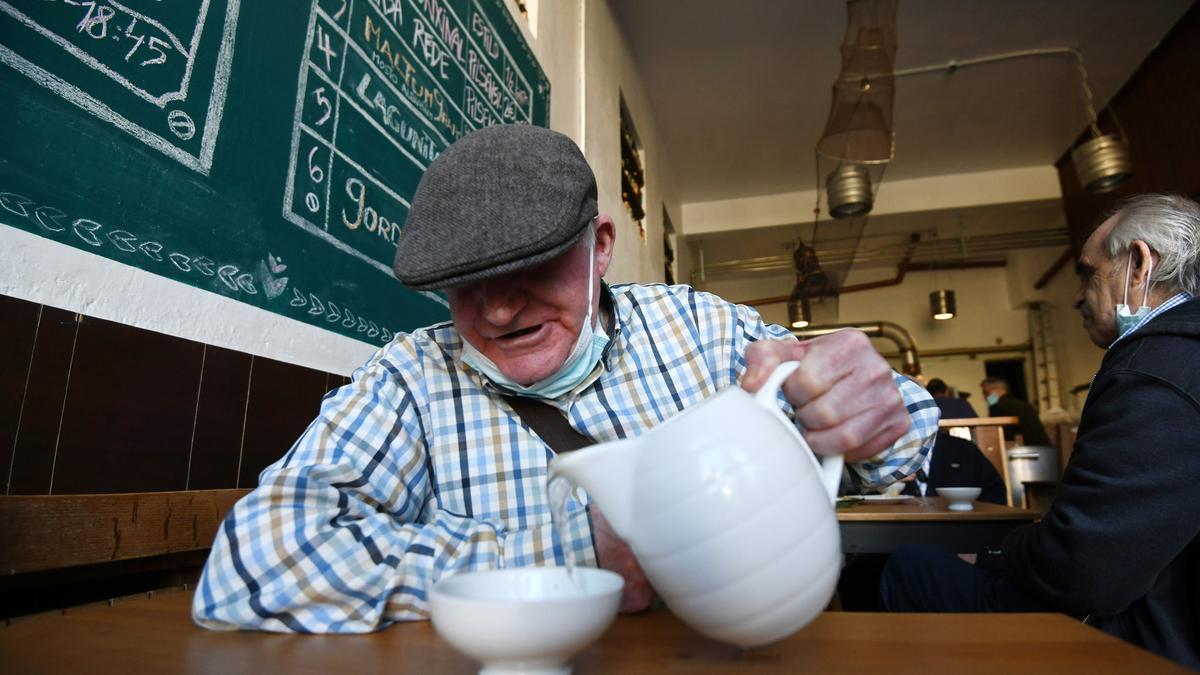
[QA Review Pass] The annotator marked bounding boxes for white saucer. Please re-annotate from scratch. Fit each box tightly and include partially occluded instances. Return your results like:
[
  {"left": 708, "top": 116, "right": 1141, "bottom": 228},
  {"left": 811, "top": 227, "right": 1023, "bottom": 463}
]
[{"left": 859, "top": 494, "right": 913, "bottom": 504}]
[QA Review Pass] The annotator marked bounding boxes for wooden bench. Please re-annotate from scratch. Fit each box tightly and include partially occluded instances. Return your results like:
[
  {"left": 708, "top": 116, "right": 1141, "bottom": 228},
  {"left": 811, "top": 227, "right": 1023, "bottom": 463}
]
[{"left": 0, "top": 489, "right": 249, "bottom": 618}]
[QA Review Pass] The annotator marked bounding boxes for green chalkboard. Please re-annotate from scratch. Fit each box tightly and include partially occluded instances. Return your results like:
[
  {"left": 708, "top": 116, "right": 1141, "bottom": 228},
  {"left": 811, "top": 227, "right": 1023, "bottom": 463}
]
[{"left": 0, "top": 0, "right": 550, "bottom": 345}]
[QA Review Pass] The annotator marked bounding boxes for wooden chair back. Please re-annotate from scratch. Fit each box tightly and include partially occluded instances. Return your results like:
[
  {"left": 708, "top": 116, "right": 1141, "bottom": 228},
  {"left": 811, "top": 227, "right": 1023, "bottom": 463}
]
[{"left": 938, "top": 417, "right": 1020, "bottom": 506}]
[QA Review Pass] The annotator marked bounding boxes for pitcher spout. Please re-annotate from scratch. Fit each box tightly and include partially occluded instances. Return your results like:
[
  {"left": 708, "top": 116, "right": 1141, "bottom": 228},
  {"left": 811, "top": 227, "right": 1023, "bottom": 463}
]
[{"left": 548, "top": 438, "right": 639, "bottom": 539}]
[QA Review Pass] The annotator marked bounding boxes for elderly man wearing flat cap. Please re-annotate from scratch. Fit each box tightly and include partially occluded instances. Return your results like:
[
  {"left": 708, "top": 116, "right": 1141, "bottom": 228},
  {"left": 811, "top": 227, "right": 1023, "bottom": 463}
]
[{"left": 194, "top": 124, "right": 938, "bottom": 632}]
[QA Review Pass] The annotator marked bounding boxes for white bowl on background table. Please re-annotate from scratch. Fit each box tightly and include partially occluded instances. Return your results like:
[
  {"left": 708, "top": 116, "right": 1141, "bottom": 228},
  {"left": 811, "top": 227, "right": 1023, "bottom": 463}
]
[
  {"left": 429, "top": 567, "right": 623, "bottom": 675},
  {"left": 936, "top": 487, "right": 982, "bottom": 511}
]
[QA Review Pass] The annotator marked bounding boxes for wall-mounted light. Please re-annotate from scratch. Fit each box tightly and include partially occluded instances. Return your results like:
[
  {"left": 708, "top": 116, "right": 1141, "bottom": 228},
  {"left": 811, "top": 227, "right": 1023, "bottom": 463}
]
[{"left": 930, "top": 289, "right": 956, "bottom": 320}]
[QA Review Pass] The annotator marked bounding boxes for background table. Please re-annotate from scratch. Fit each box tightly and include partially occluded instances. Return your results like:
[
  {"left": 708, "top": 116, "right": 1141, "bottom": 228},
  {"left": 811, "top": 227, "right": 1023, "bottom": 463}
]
[
  {"left": 0, "top": 590, "right": 1186, "bottom": 673},
  {"left": 837, "top": 496, "right": 1039, "bottom": 553}
]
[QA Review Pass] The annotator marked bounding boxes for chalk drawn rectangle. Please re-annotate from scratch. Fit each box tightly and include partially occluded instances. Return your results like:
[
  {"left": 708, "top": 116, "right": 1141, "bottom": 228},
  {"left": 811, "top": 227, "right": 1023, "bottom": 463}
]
[
  {"left": 0, "top": 0, "right": 241, "bottom": 175},
  {"left": 12, "top": 0, "right": 201, "bottom": 104},
  {"left": 282, "top": 0, "right": 545, "bottom": 311}
]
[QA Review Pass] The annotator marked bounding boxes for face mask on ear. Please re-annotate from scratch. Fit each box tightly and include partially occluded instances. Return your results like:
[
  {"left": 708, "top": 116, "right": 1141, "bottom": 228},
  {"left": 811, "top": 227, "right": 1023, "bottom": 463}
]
[
  {"left": 461, "top": 229, "right": 609, "bottom": 399},
  {"left": 1115, "top": 248, "right": 1154, "bottom": 339}
]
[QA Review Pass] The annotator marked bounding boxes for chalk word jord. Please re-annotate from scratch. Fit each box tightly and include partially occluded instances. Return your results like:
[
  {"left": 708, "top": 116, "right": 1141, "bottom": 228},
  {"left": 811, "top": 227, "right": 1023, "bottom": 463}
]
[{"left": 341, "top": 177, "right": 400, "bottom": 244}]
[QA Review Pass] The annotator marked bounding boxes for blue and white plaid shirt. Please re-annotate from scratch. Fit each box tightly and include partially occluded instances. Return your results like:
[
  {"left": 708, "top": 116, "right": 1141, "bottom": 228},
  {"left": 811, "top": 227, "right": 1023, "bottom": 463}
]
[{"left": 193, "top": 283, "right": 937, "bottom": 632}]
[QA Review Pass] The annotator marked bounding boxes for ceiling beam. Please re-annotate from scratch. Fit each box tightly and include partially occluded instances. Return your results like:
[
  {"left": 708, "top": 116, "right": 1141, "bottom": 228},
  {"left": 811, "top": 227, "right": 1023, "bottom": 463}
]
[
  {"left": 1034, "top": 249, "right": 1075, "bottom": 290},
  {"left": 680, "top": 165, "right": 1062, "bottom": 235}
]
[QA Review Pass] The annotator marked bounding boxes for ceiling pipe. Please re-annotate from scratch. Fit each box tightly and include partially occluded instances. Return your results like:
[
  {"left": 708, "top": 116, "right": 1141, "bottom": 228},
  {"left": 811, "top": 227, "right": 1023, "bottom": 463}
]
[
  {"left": 793, "top": 321, "right": 922, "bottom": 377},
  {"left": 892, "top": 47, "right": 1133, "bottom": 194},
  {"left": 741, "top": 234, "right": 916, "bottom": 305},
  {"left": 736, "top": 259, "right": 1006, "bottom": 307},
  {"left": 879, "top": 342, "right": 1031, "bottom": 360},
  {"left": 892, "top": 46, "right": 1084, "bottom": 79},
  {"left": 695, "top": 228, "right": 1067, "bottom": 280}
]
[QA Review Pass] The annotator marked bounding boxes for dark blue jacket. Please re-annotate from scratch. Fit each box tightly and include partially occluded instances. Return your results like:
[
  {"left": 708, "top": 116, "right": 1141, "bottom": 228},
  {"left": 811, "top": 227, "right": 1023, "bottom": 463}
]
[
  {"left": 1003, "top": 297, "right": 1200, "bottom": 668},
  {"left": 926, "top": 434, "right": 1006, "bottom": 506},
  {"left": 933, "top": 396, "right": 977, "bottom": 421}
]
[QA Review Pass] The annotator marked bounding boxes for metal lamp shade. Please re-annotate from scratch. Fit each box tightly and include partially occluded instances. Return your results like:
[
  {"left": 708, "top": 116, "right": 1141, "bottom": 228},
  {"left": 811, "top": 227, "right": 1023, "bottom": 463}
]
[
  {"left": 1072, "top": 134, "right": 1133, "bottom": 194},
  {"left": 930, "top": 289, "right": 956, "bottom": 320},
  {"left": 787, "top": 293, "right": 811, "bottom": 328},
  {"left": 827, "top": 164, "right": 873, "bottom": 218}
]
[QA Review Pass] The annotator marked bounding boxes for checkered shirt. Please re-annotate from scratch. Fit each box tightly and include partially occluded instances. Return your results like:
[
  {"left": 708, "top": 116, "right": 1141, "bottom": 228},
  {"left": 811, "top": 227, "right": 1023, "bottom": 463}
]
[{"left": 193, "top": 283, "right": 937, "bottom": 632}]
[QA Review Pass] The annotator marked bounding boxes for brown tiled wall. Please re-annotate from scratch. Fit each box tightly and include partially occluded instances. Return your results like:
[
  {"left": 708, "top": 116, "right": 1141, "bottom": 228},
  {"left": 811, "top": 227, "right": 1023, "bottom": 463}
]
[{"left": 0, "top": 294, "right": 351, "bottom": 495}]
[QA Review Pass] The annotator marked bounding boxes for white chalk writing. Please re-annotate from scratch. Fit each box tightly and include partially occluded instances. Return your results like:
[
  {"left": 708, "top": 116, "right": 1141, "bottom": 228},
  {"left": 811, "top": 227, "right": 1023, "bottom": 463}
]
[
  {"left": 0, "top": 0, "right": 242, "bottom": 174},
  {"left": 0, "top": 188, "right": 256, "bottom": 296},
  {"left": 288, "top": 286, "right": 394, "bottom": 343},
  {"left": 281, "top": 0, "right": 531, "bottom": 318}
]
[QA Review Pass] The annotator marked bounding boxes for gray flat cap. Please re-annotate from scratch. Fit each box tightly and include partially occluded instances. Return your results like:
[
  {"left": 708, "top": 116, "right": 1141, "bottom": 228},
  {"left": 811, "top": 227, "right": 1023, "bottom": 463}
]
[{"left": 394, "top": 124, "right": 598, "bottom": 290}]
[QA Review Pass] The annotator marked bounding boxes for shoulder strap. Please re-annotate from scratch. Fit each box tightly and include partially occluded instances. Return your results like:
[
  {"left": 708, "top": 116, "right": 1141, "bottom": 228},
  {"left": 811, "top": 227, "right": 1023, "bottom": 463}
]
[{"left": 503, "top": 395, "right": 593, "bottom": 454}]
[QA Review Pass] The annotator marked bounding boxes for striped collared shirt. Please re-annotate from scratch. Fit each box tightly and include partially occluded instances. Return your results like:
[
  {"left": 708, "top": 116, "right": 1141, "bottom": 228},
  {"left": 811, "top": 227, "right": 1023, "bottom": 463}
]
[{"left": 194, "top": 283, "right": 937, "bottom": 632}]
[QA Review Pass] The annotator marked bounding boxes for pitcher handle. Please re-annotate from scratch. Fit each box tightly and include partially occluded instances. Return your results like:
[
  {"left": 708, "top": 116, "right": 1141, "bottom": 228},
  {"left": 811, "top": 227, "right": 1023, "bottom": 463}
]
[{"left": 752, "top": 361, "right": 844, "bottom": 504}]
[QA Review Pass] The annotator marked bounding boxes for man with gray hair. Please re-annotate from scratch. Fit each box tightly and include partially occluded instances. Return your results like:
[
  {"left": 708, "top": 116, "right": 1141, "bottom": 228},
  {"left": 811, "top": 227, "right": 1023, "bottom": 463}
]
[
  {"left": 193, "top": 124, "right": 938, "bottom": 633},
  {"left": 881, "top": 193, "right": 1200, "bottom": 668}
]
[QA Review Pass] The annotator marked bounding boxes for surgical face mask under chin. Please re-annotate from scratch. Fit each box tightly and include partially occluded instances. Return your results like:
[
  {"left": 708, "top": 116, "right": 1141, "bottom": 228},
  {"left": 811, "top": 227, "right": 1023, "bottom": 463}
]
[
  {"left": 460, "top": 235, "right": 609, "bottom": 399},
  {"left": 1115, "top": 250, "right": 1154, "bottom": 339}
]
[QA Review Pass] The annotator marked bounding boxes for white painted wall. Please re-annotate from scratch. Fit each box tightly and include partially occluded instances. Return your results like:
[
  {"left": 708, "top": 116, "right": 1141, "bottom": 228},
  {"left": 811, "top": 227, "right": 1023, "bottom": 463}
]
[
  {"left": 0, "top": 226, "right": 374, "bottom": 374},
  {"left": 580, "top": 0, "right": 678, "bottom": 286}
]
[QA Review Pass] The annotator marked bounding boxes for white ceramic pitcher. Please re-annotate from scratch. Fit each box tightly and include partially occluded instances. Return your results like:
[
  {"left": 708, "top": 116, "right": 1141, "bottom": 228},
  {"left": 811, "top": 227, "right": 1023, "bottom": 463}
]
[{"left": 549, "top": 362, "right": 843, "bottom": 647}]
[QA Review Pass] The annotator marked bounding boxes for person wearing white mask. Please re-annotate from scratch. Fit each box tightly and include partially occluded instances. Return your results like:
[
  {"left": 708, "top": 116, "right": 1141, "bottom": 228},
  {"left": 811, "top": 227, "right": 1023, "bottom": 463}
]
[
  {"left": 194, "top": 124, "right": 939, "bottom": 632},
  {"left": 881, "top": 193, "right": 1200, "bottom": 669}
]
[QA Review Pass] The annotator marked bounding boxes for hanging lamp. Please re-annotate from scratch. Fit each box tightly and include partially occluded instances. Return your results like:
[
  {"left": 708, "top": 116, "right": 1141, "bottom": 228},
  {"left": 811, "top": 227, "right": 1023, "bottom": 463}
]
[
  {"left": 787, "top": 292, "right": 811, "bottom": 328},
  {"left": 826, "top": 163, "right": 874, "bottom": 218},
  {"left": 930, "top": 289, "right": 957, "bottom": 320}
]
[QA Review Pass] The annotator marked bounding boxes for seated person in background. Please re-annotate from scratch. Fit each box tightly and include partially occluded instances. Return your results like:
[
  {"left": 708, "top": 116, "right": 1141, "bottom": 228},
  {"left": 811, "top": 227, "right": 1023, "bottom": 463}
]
[
  {"left": 926, "top": 378, "right": 977, "bottom": 420},
  {"left": 924, "top": 434, "right": 1006, "bottom": 506},
  {"left": 979, "top": 377, "right": 1051, "bottom": 446},
  {"left": 192, "top": 124, "right": 938, "bottom": 632},
  {"left": 839, "top": 432, "right": 1005, "bottom": 611},
  {"left": 882, "top": 193, "right": 1200, "bottom": 669}
]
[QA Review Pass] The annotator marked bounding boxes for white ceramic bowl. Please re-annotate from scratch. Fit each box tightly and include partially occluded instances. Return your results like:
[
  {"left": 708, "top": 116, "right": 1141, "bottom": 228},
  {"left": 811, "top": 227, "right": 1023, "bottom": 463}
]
[
  {"left": 429, "top": 567, "right": 623, "bottom": 675},
  {"left": 937, "top": 487, "right": 983, "bottom": 511}
]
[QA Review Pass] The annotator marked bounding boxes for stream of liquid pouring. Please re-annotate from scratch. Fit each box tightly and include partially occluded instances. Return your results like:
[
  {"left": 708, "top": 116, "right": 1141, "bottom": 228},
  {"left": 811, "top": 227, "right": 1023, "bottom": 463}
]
[{"left": 547, "top": 475, "right": 583, "bottom": 591}]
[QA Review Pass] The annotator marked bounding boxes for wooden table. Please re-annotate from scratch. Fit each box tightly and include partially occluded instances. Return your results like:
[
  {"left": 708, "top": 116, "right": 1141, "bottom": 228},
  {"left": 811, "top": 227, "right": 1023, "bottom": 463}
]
[
  {"left": 837, "top": 496, "right": 1039, "bottom": 553},
  {"left": 0, "top": 590, "right": 1185, "bottom": 673}
]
